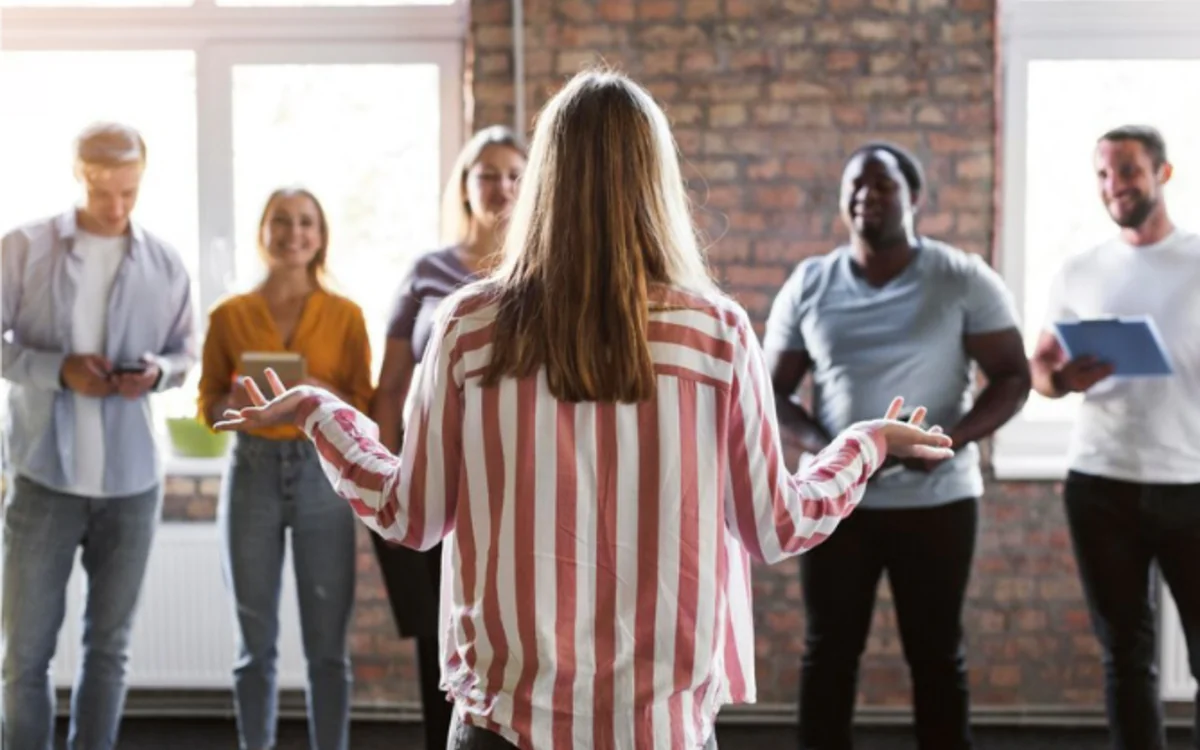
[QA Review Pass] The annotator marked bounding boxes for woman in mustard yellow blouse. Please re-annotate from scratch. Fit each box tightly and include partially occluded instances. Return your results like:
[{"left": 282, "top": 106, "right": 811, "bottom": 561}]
[{"left": 198, "top": 187, "right": 373, "bottom": 750}]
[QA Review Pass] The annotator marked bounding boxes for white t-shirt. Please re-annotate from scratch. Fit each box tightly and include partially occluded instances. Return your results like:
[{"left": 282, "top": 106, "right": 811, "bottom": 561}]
[
  {"left": 1044, "top": 229, "right": 1200, "bottom": 484},
  {"left": 70, "top": 230, "right": 128, "bottom": 497}
]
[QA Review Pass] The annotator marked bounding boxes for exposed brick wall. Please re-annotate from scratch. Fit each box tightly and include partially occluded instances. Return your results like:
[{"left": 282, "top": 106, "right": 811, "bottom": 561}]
[{"left": 157, "top": 0, "right": 1106, "bottom": 717}]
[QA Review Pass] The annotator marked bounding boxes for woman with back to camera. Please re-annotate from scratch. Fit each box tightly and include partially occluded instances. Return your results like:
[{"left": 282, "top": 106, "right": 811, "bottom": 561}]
[
  {"left": 198, "top": 188, "right": 374, "bottom": 750},
  {"left": 369, "top": 125, "right": 525, "bottom": 750},
  {"left": 213, "top": 70, "right": 952, "bottom": 750}
]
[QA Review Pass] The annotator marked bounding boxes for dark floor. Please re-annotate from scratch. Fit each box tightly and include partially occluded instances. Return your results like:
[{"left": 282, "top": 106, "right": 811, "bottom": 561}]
[{"left": 57, "top": 717, "right": 1194, "bottom": 749}]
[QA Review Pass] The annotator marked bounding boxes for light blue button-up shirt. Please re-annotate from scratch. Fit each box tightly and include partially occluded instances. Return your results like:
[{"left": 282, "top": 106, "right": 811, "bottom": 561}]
[{"left": 2, "top": 209, "right": 197, "bottom": 497}]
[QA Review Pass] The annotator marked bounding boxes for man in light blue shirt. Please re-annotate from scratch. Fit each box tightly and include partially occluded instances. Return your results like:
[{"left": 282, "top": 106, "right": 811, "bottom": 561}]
[
  {"left": 764, "top": 142, "right": 1031, "bottom": 750},
  {"left": 2, "top": 122, "right": 196, "bottom": 750}
]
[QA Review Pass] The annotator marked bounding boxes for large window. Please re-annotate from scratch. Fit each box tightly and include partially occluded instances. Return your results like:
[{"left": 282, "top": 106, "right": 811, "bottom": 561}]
[
  {"left": 993, "top": 0, "right": 1200, "bottom": 480},
  {"left": 0, "top": 1, "right": 465, "bottom": 472}
]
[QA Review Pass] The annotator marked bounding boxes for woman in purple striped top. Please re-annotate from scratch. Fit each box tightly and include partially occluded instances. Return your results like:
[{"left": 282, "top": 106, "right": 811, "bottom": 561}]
[{"left": 367, "top": 126, "right": 526, "bottom": 750}]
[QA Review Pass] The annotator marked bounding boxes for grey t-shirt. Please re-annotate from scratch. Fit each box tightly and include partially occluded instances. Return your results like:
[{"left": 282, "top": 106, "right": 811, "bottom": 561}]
[
  {"left": 387, "top": 246, "right": 479, "bottom": 361},
  {"left": 764, "top": 239, "right": 1019, "bottom": 509}
]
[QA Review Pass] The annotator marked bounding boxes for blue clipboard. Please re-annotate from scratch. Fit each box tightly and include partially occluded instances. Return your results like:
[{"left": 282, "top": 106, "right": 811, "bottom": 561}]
[{"left": 1053, "top": 316, "right": 1174, "bottom": 377}]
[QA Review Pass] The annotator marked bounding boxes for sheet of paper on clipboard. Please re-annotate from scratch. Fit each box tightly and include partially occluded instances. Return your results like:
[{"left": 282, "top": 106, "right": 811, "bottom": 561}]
[{"left": 1052, "top": 315, "right": 1174, "bottom": 378}]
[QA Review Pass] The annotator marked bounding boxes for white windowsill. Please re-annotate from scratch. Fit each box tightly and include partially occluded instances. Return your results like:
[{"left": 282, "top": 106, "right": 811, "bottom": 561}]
[
  {"left": 165, "top": 455, "right": 227, "bottom": 478},
  {"left": 990, "top": 416, "right": 1072, "bottom": 482}
]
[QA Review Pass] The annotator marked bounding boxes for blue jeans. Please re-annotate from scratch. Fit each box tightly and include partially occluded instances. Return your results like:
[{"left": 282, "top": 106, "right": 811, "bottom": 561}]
[
  {"left": 219, "top": 434, "right": 357, "bottom": 750},
  {"left": 2, "top": 474, "right": 161, "bottom": 750}
]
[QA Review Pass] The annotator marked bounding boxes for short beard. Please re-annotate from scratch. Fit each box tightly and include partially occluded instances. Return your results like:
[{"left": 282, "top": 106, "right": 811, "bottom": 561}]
[{"left": 1112, "top": 195, "right": 1156, "bottom": 229}]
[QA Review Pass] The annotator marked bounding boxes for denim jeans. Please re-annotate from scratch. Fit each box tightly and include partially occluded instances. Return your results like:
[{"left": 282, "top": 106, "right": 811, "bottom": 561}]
[
  {"left": 1064, "top": 471, "right": 1200, "bottom": 750},
  {"left": 2, "top": 474, "right": 161, "bottom": 750},
  {"left": 219, "top": 434, "right": 357, "bottom": 750},
  {"left": 798, "top": 498, "right": 978, "bottom": 750}
]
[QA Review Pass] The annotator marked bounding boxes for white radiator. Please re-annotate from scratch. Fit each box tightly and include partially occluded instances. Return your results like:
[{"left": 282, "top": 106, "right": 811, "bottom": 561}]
[
  {"left": 1, "top": 522, "right": 306, "bottom": 689},
  {"left": 1161, "top": 585, "right": 1197, "bottom": 701}
]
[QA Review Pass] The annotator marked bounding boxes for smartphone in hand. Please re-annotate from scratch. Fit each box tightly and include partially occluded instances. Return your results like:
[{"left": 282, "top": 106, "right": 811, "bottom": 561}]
[{"left": 112, "top": 360, "right": 150, "bottom": 376}]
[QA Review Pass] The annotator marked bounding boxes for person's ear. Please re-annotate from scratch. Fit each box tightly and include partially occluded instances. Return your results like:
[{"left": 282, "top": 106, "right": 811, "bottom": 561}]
[{"left": 1159, "top": 161, "right": 1174, "bottom": 186}]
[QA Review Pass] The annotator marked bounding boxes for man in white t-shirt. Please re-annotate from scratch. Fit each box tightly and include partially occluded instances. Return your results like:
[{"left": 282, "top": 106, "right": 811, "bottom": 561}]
[
  {"left": 1031, "top": 125, "right": 1200, "bottom": 750},
  {"left": 2, "top": 123, "right": 196, "bottom": 750}
]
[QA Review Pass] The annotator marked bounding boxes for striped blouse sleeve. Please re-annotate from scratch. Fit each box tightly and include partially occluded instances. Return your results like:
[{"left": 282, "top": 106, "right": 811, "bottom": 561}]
[
  {"left": 294, "top": 302, "right": 464, "bottom": 550},
  {"left": 723, "top": 310, "right": 886, "bottom": 565}
]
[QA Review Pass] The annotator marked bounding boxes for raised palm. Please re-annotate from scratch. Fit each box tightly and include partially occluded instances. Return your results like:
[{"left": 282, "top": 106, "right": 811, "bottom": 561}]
[{"left": 213, "top": 369, "right": 314, "bottom": 432}]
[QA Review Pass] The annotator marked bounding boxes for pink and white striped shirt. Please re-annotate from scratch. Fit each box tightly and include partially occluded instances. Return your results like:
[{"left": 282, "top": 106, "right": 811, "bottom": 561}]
[{"left": 294, "top": 286, "right": 885, "bottom": 750}]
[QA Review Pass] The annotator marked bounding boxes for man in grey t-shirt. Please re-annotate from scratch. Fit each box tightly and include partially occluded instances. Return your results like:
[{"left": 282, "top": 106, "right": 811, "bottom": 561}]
[{"left": 764, "top": 142, "right": 1031, "bottom": 750}]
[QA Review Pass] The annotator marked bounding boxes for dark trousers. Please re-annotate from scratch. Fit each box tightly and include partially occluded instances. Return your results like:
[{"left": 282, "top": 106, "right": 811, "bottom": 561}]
[
  {"left": 446, "top": 712, "right": 720, "bottom": 749},
  {"left": 798, "top": 497, "right": 978, "bottom": 750},
  {"left": 370, "top": 535, "right": 454, "bottom": 750},
  {"left": 1064, "top": 471, "right": 1200, "bottom": 750}
]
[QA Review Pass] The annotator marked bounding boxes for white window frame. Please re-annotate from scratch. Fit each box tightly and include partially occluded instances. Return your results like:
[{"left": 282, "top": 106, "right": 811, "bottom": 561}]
[
  {"left": 1, "top": 0, "right": 466, "bottom": 475},
  {"left": 992, "top": 0, "right": 1200, "bottom": 481}
]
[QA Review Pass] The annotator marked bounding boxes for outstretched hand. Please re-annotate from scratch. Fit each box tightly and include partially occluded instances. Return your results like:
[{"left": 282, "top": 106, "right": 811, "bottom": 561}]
[
  {"left": 212, "top": 368, "right": 319, "bottom": 432},
  {"left": 864, "top": 397, "right": 955, "bottom": 462}
]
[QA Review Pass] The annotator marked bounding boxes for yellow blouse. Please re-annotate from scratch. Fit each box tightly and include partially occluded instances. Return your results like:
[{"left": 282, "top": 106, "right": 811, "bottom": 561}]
[{"left": 198, "top": 288, "right": 374, "bottom": 441}]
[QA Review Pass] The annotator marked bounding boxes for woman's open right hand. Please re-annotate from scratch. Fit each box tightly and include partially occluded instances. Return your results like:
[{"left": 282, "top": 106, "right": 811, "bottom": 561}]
[{"left": 863, "top": 397, "right": 955, "bottom": 462}]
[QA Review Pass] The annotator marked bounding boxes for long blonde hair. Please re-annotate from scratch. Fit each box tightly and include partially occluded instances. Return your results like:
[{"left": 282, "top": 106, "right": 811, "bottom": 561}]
[
  {"left": 480, "top": 69, "right": 716, "bottom": 403},
  {"left": 440, "top": 125, "right": 527, "bottom": 245}
]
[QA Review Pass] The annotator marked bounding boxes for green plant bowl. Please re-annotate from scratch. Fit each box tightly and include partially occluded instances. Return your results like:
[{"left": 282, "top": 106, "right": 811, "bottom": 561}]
[{"left": 166, "top": 416, "right": 231, "bottom": 458}]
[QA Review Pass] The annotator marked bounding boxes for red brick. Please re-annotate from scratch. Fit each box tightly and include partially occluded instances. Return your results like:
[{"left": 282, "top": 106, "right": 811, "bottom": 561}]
[
  {"left": 780, "top": 0, "right": 822, "bottom": 14},
  {"left": 935, "top": 74, "right": 991, "bottom": 98},
  {"left": 752, "top": 184, "right": 806, "bottom": 209},
  {"left": 871, "top": 0, "right": 912, "bottom": 10},
  {"left": 477, "top": 51, "right": 511, "bottom": 76},
  {"left": 724, "top": 264, "right": 789, "bottom": 288},
  {"left": 666, "top": 103, "right": 702, "bottom": 126},
  {"left": 597, "top": 0, "right": 635, "bottom": 21},
  {"left": 869, "top": 51, "right": 909, "bottom": 75},
  {"left": 768, "top": 80, "right": 835, "bottom": 101},
  {"left": 691, "top": 159, "right": 739, "bottom": 182},
  {"left": 746, "top": 157, "right": 784, "bottom": 181},
  {"left": 556, "top": 0, "right": 594, "bottom": 21},
  {"left": 730, "top": 50, "right": 775, "bottom": 73},
  {"left": 830, "top": 0, "right": 865, "bottom": 9},
  {"left": 473, "top": 24, "right": 512, "bottom": 50},
  {"left": 781, "top": 50, "right": 816, "bottom": 72},
  {"left": 724, "top": 0, "right": 760, "bottom": 17},
  {"left": 638, "top": 23, "right": 710, "bottom": 47},
  {"left": 851, "top": 19, "right": 911, "bottom": 42},
  {"left": 706, "top": 236, "right": 751, "bottom": 263},
  {"left": 825, "top": 49, "right": 861, "bottom": 73},
  {"left": 683, "top": 0, "right": 720, "bottom": 19},
  {"left": 784, "top": 156, "right": 824, "bottom": 179},
  {"left": 682, "top": 50, "right": 718, "bottom": 73},
  {"left": 752, "top": 103, "right": 792, "bottom": 126},
  {"left": 558, "top": 24, "right": 628, "bottom": 47},
  {"left": 641, "top": 50, "right": 680, "bottom": 76},
  {"left": 829, "top": 107, "right": 865, "bottom": 133},
  {"left": 556, "top": 50, "right": 598, "bottom": 75},
  {"left": 851, "top": 75, "right": 916, "bottom": 99},
  {"left": 916, "top": 104, "right": 951, "bottom": 125},
  {"left": 956, "top": 153, "right": 992, "bottom": 180},
  {"left": 637, "top": 0, "right": 680, "bottom": 20}
]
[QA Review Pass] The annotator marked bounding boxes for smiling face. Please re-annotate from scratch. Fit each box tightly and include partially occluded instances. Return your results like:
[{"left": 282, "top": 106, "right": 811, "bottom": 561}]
[
  {"left": 840, "top": 148, "right": 915, "bottom": 246},
  {"left": 1095, "top": 138, "right": 1166, "bottom": 229},
  {"left": 258, "top": 191, "right": 327, "bottom": 275},
  {"left": 464, "top": 144, "right": 525, "bottom": 232}
]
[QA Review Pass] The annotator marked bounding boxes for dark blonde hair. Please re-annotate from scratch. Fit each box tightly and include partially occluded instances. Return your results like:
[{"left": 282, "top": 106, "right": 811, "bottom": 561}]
[
  {"left": 257, "top": 187, "right": 330, "bottom": 284},
  {"left": 480, "top": 69, "right": 715, "bottom": 403},
  {"left": 440, "top": 125, "right": 527, "bottom": 244},
  {"left": 74, "top": 121, "right": 147, "bottom": 178}
]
